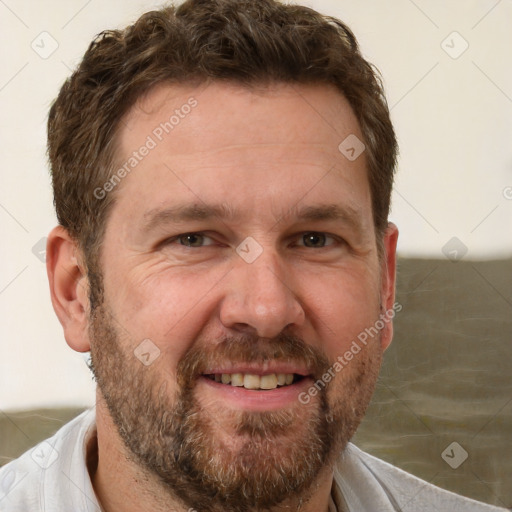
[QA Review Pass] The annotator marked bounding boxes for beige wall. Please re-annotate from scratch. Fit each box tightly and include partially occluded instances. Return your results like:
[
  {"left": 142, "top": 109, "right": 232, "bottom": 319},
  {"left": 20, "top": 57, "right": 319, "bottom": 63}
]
[{"left": 0, "top": 0, "right": 511, "bottom": 409}]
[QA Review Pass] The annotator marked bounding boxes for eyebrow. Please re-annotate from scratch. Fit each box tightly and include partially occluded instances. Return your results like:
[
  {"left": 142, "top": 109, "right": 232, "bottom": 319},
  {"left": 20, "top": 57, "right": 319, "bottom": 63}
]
[
  {"left": 141, "top": 202, "right": 365, "bottom": 233},
  {"left": 280, "top": 203, "right": 365, "bottom": 235},
  {"left": 292, "top": 203, "right": 361, "bottom": 224},
  {"left": 142, "top": 203, "right": 237, "bottom": 232}
]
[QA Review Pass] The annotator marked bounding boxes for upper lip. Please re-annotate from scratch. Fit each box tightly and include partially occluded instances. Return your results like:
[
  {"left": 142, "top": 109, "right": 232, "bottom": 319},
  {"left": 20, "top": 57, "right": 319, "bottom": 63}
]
[{"left": 202, "top": 362, "right": 311, "bottom": 377}]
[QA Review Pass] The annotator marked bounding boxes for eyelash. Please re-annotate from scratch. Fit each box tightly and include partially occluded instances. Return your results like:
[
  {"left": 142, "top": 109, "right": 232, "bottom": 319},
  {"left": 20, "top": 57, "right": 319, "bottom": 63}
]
[{"left": 165, "top": 231, "right": 341, "bottom": 249}]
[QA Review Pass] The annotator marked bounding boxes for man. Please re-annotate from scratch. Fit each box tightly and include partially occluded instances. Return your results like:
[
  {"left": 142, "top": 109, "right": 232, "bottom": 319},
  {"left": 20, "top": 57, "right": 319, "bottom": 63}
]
[{"left": 0, "top": 1, "right": 505, "bottom": 511}]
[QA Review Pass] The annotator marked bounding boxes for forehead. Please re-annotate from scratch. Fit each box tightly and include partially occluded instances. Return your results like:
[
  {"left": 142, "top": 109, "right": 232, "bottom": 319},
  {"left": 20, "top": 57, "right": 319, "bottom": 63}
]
[
  {"left": 122, "top": 81, "right": 362, "bottom": 155},
  {"left": 111, "top": 81, "right": 371, "bottom": 230}
]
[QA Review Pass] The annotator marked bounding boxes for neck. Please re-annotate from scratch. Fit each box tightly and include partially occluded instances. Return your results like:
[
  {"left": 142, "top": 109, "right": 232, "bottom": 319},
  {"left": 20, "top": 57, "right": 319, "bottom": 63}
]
[{"left": 89, "top": 396, "right": 336, "bottom": 512}]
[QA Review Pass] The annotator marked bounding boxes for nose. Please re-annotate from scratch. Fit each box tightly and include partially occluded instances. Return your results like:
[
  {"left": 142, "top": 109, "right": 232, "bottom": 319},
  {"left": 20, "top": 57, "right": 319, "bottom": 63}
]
[{"left": 219, "top": 248, "right": 305, "bottom": 338}]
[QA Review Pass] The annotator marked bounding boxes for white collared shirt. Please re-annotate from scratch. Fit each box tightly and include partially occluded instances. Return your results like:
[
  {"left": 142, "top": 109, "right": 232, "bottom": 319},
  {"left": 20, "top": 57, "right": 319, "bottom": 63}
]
[{"left": 0, "top": 409, "right": 506, "bottom": 511}]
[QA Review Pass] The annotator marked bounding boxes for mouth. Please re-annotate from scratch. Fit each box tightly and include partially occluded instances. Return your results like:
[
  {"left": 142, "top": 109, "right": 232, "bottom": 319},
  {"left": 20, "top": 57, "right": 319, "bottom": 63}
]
[
  {"left": 197, "top": 368, "right": 314, "bottom": 411},
  {"left": 203, "top": 372, "right": 305, "bottom": 391},
  {"left": 196, "top": 362, "right": 315, "bottom": 411}
]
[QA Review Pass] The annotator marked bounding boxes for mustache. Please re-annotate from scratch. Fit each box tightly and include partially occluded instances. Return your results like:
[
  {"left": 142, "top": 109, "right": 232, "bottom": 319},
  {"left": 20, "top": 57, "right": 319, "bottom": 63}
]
[{"left": 176, "top": 332, "right": 331, "bottom": 389}]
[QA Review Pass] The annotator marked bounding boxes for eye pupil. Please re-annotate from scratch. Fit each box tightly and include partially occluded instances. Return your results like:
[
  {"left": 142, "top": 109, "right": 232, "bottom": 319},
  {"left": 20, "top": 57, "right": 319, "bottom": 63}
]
[
  {"left": 303, "top": 232, "right": 326, "bottom": 248},
  {"left": 181, "top": 233, "right": 203, "bottom": 247}
]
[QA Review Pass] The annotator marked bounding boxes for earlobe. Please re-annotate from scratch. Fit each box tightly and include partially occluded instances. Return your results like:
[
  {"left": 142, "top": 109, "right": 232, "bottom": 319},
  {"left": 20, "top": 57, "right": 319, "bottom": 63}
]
[
  {"left": 46, "top": 226, "right": 91, "bottom": 353},
  {"left": 380, "top": 222, "right": 399, "bottom": 351}
]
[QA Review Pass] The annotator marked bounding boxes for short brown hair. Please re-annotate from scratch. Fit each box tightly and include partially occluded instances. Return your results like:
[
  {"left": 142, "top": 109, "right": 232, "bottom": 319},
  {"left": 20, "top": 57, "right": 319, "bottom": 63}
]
[{"left": 48, "top": 0, "right": 397, "bottom": 282}]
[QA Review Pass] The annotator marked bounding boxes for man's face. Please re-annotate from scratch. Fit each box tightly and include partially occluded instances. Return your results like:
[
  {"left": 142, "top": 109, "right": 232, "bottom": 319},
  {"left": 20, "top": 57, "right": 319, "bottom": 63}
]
[{"left": 88, "top": 82, "right": 396, "bottom": 511}]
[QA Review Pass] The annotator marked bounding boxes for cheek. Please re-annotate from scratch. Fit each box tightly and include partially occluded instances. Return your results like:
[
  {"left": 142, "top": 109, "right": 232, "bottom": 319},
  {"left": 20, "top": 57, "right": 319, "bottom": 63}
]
[
  {"left": 326, "top": 336, "right": 382, "bottom": 422},
  {"left": 301, "top": 266, "right": 382, "bottom": 358},
  {"left": 102, "top": 261, "right": 227, "bottom": 352}
]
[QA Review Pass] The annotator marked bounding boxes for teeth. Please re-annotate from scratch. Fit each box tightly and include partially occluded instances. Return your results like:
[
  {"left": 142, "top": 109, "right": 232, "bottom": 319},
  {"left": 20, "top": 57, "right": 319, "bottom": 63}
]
[
  {"left": 212, "top": 372, "right": 296, "bottom": 390},
  {"left": 244, "top": 374, "right": 260, "bottom": 389},
  {"left": 231, "top": 373, "right": 244, "bottom": 387},
  {"left": 260, "top": 374, "right": 278, "bottom": 389}
]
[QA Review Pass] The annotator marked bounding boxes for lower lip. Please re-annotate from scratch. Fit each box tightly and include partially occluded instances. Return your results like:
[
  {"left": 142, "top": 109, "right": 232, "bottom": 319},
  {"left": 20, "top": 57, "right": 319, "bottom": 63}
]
[{"left": 197, "top": 376, "right": 314, "bottom": 411}]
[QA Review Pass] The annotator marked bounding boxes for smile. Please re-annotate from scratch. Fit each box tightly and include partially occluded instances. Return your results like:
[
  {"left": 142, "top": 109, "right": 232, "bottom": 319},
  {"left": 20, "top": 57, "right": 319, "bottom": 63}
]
[{"left": 204, "top": 373, "right": 303, "bottom": 390}]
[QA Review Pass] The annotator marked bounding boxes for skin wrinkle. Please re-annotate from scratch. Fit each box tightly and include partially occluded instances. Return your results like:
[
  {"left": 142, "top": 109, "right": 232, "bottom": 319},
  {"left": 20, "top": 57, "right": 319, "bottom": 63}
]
[
  {"left": 45, "top": 3, "right": 400, "bottom": 509},
  {"left": 89, "top": 303, "right": 382, "bottom": 512},
  {"left": 140, "top": 202, "right": 368, "bottom": 241},
  {"left": 77, "top": 83, "right": 398, "bottom": 512}
]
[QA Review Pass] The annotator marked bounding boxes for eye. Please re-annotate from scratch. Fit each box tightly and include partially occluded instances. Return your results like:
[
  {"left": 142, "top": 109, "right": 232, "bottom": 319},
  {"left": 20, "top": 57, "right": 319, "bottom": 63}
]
[
  {"left": 175, "top": 233, "right": 215, "bottom": 247},
  {"left": 298, "top": 232, "right": 336, "bottom": 248}
]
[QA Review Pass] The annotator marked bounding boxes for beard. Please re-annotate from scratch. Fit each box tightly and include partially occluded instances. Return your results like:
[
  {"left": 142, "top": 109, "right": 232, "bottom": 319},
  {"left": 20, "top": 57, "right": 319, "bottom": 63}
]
[{"left": 88, "top": 301, "right": 382, "bottom": 512}]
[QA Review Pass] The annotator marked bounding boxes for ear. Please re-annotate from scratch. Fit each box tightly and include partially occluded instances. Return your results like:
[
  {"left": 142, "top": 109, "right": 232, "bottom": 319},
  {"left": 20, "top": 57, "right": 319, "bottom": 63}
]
[
  {"left": 46, "top": 226, "right": 91, "bottom": 353},
  {"left": 379, "top": 222, "right": 399, "bottom": 352}
]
